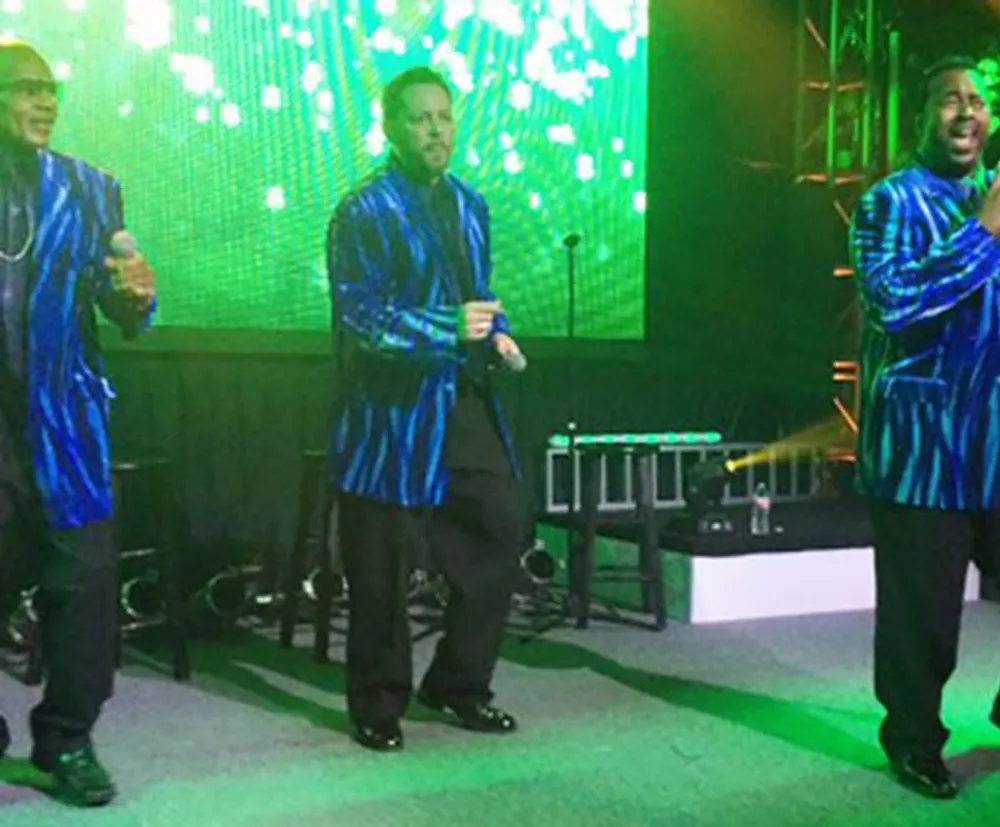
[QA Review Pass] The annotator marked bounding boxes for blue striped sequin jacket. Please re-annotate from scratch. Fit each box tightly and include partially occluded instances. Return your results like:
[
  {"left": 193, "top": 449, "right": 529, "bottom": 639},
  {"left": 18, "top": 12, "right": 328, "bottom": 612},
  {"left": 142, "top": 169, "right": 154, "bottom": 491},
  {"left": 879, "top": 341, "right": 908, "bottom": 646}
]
[
  {"left": 850, "top": 163, "right": 1000, "bottom": 510},
  {"left": 26, "top": 150, "right": 153, "bottom": 528},
  {"left": 326, "top": 165, "right": 519, "bottom": 506}
]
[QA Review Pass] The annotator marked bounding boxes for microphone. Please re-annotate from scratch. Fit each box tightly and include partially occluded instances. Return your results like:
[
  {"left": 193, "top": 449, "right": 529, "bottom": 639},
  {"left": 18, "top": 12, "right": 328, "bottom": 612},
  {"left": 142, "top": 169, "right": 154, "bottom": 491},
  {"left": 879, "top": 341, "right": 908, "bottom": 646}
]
[
  {"left": 563, "top": 233, "right": 581, "bottom": 249},
  {"left": 108, "top": 229, "right": 138, "bottom": 259},
  {"left": 499, "top": 349, "right": 527, "bottom": 372},
  {"left": 105, "top": 231, "right": 151, "bottom": 319}
]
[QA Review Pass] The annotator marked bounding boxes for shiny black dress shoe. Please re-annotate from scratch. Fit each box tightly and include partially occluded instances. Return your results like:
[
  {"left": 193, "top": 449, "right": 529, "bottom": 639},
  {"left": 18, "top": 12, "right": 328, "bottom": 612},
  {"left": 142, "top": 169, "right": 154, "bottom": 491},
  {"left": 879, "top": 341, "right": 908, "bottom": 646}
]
[
  {"left": 352, "top": 722, "right": 404, "bottom": 752},
  {"left": 418, "top": 692, "right": 518, "bottom": 734},
  {"left": 889, "top": 754, "right": 959, "bottom": 800},
  {"left": 31, "top": 745, "right": 117, "bottom": 807}
]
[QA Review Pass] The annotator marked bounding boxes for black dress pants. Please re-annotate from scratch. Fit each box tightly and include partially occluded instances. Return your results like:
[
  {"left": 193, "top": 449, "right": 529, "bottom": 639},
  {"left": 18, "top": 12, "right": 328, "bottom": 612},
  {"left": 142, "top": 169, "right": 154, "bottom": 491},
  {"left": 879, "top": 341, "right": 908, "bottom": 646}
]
[
  {"left": 337, "top": 389, "right": 521, "bottom": 727},
  {"left": 0, "top": 485, "right": 118, "bottom": 760},
  {"left": 869, "top": 498, "right": 1000, "bottom": 760},
  {"left": 338, "top": 471, "right": 520, "bottom": 726}
]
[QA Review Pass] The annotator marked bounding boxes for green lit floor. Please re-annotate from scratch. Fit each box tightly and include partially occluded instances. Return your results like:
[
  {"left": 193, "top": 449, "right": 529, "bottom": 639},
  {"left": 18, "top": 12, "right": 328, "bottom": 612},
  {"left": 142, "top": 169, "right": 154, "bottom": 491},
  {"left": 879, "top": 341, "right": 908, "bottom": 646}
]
[{"left": 2, "top": 603, "right": 1000, "bottom": 826}]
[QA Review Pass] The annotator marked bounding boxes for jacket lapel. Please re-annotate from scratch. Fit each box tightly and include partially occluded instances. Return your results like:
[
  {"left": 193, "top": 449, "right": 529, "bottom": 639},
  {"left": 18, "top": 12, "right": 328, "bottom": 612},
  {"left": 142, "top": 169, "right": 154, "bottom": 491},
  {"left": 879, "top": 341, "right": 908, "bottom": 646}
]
[
  {"left": 28, "top": 151, "right": 83, "bottom": 375},
  {"left": 32, "top": 151, "right": 75, "bottom": 284}
]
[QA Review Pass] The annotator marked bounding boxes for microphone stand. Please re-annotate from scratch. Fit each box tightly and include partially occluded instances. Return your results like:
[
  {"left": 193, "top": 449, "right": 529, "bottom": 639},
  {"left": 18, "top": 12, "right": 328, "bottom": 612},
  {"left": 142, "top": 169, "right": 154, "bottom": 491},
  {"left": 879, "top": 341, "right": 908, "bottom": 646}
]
[
  {"left": 517, "top": 233, "right": 581, "bottom": 642},
  {"left": 563, "top": 233, "right": 582, "bottom": 623},
  {"left": 563, "top": 232, "right": 581, "bottom": 546}
]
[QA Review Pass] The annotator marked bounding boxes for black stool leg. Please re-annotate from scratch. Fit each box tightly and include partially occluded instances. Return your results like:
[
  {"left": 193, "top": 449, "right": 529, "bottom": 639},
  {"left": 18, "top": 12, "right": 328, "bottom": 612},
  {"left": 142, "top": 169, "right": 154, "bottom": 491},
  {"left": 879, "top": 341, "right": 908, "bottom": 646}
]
[
  {"left": 111, "top": 484, "right": 125, "bottom": 671},
  {"left": 312, "top": 489, "right": 335, "bottom": 663},
  {"left": 24, "top": 605, "right": 43, "bottom": 686},
  {"left": 158, "top": 465, "right": 190, "bottom": 681},
  {"left": 280, "top": 456, "right": 321, "bottom": 649},
  {"left": 575, "top": 451, "right": 600, "bottom": 629},
  {"left": 635, "top": 454, "right": 653, "bottom": 615},
  {"left": 637, "top": 453, "right": 666, "bottom": 629}
]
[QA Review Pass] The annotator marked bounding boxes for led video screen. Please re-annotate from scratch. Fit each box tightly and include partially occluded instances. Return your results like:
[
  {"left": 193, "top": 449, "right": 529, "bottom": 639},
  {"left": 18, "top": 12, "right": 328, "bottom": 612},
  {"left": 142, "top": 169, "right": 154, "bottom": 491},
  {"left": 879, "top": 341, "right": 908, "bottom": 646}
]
[{"left": 4, "top": 0, "right": 647, "bottom": 337}]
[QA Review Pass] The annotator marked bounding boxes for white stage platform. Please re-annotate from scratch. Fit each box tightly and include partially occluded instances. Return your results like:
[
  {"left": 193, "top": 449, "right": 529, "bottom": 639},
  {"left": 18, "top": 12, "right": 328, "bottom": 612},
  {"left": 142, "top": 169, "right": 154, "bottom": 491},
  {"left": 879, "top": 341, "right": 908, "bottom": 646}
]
[{"left": 666, "top": 546, "right": 982, "bottom": 625}]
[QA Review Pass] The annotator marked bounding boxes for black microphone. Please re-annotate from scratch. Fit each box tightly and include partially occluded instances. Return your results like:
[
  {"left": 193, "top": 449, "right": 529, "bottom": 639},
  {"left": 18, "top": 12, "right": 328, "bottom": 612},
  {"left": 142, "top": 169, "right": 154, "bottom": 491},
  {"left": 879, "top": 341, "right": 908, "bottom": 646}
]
[{"left": 563, "top": 233, "right": 581, "bottom": 249}]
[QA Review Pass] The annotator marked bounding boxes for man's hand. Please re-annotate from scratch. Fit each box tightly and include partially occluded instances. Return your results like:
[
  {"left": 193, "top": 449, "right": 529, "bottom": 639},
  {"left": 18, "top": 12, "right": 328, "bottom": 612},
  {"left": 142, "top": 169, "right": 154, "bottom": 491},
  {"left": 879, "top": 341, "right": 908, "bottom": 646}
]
[
  {"left": 104, "top": 253, "right": 155, "bottom": 311},
  {"left": 492, "top": 332, "right": 521, "bottom": 357},
  {"left": 458, "top": 300, "right": 502, "bottom": 342}
]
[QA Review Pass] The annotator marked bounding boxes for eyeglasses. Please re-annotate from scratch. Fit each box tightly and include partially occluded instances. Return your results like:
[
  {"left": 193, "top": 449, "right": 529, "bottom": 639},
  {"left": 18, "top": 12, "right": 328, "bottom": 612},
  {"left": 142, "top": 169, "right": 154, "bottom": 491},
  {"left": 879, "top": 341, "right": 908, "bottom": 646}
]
[{"left": 0, "top": 78, "right": 63, "bottom": 101}]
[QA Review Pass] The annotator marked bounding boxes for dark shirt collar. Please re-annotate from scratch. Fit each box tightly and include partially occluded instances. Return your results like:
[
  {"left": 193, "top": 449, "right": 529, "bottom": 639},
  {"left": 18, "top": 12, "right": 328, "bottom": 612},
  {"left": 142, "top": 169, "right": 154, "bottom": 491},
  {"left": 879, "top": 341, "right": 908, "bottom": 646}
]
[
  {"left": 912, "top": 156, "right": 992, "bottom": 207},
  {"left": 913, "top": 152, "right": 989, "bottom": 188},
  {"left": 0, "top": 135, "right": 37, "bottom": 186}
]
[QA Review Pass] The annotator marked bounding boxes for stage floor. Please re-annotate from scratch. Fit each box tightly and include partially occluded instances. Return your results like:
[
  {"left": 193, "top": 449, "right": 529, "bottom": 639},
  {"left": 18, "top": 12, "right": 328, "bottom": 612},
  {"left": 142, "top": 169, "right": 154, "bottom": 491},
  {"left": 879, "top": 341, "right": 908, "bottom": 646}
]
[{"left": 2, "top": 605, "right": 1000, "bottom": 825}]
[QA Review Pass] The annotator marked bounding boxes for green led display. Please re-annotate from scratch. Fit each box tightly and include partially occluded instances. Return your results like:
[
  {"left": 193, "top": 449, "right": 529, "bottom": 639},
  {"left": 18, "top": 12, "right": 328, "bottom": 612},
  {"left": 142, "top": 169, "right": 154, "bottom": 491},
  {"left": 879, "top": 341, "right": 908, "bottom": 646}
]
[{"left": 8, "top": 0, "right": 647, "bottom": 337}]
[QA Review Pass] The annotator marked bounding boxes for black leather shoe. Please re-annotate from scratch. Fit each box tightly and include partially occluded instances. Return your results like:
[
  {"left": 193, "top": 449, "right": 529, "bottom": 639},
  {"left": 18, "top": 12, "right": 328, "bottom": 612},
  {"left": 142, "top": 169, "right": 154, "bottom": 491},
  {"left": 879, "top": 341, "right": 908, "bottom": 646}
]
[
  {"left": 0, "top": 716, "right": 9, "bottom": 758},
  {"left": 990, "top": 695, "right": 1000, "bottom": 729},
  {"left": 418, "top": 692, "right": 518, "bottom": 734},
  {"left": 352, "top": 722, "right": 404, "bottom": 752},
  {"left": 31, "top": 746, "right": 117, "bottom": 807},
  {"left": 889, "top": 754, "right": 959, "bottom": 800}
]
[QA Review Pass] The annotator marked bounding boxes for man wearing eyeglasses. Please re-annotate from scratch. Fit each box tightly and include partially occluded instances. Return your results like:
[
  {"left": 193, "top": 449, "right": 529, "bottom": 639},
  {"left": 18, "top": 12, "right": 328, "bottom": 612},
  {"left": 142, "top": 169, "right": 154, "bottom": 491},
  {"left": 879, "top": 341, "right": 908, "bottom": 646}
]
[{"left": 0, "top": 41, "right": 155, "bottom": 807}]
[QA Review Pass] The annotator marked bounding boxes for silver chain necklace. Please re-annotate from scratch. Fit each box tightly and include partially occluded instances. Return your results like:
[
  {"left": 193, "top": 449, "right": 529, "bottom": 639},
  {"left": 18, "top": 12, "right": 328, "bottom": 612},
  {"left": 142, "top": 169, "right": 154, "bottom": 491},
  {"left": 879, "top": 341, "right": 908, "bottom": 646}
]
[{"left": 0, "top": 202, "right": 33, "bottom": 264}]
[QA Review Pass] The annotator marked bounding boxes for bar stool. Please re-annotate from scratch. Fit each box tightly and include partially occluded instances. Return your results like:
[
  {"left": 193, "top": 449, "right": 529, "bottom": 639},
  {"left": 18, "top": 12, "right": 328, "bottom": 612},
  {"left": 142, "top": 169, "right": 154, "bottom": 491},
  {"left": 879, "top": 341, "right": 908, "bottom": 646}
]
[
  {"left": 12, "top": 458, "right": 191, "bottom": 685},
  {"left": 111, "top": 457, "right": 191, "bottom": 681}
]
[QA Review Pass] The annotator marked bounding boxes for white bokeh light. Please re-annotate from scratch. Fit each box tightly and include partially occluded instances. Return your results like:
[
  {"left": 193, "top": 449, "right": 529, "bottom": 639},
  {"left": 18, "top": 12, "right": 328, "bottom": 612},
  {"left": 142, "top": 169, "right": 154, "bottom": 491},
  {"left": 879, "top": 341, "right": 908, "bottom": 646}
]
[
  {"left": 262, "top": 85, "right": 281, "bottom": 109},
  {"left": 125, "top": 0, "right": 172, "bottom": 51},
  {"left": 503, "top": 150, "right": 524, "bottom": 174},
  {"left": 266, "top": 187, "right": 286, "bottom": 210},
  {"left": 220, "top": 102, "right": 240, "bottom": 127},
  {"left": 575, "top": 154, "right": 595, "bottom": 182}
]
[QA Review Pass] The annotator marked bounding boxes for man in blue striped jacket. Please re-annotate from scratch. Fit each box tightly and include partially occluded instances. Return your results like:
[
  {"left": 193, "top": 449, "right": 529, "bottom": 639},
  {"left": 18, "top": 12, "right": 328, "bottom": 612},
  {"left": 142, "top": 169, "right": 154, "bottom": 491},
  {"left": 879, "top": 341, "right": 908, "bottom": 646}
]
[
  {"left": 327, "top": 67, "right": 522, "bottom": 752},
  {"left": 0, "top": 42, "right": 155, "bottom": 807},
  {"left": 850, "top": 55, "right": 1000, "bottom": 800}
]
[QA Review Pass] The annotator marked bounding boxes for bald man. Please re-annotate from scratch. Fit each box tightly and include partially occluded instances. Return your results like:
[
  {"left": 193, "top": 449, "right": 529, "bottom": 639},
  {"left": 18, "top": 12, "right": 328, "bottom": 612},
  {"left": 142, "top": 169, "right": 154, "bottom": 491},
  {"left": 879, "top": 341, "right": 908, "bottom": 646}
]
[{"left": 0, "top": 41, "right": 155, "bottom": 807}]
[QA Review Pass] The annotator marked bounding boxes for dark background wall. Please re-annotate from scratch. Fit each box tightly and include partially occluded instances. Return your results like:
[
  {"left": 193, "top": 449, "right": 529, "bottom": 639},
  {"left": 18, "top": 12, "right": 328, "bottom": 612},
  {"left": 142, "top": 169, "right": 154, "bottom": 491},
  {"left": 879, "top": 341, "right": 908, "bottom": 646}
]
[{"left": 645, "top": 0, "right": 836, "bottom": 442}]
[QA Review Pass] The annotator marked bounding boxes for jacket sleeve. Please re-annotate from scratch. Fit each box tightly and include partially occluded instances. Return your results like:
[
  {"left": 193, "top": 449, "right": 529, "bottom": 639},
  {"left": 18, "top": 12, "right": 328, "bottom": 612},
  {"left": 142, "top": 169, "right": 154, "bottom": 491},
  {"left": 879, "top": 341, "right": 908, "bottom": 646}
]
[
  {"left": 850, "top": 180, "right": 1000, "bottom": 333},
  {"left": 91, "top": 176, "right": 156, "bottom": 340},
  {"left": 327, "top": 195, "right": 459, "bottom": 359}
]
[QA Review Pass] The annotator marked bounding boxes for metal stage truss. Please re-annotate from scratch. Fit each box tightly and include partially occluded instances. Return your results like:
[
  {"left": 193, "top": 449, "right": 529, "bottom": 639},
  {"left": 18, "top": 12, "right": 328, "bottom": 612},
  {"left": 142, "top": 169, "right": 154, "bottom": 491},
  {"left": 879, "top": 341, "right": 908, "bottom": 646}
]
[
  {"left": 543, "top": 437, "right": 826, "bottom": 515},
  {"left": 794, "top": 0, "right": 900, "bottom": 443}
]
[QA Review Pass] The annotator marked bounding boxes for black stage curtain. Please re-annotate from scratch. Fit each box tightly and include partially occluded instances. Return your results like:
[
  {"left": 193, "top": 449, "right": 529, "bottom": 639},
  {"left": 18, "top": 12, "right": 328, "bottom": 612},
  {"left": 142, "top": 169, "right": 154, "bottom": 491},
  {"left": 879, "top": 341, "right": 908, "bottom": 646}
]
[{"left": 102, "top": 343, "right": 807, "bottom": 574}]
